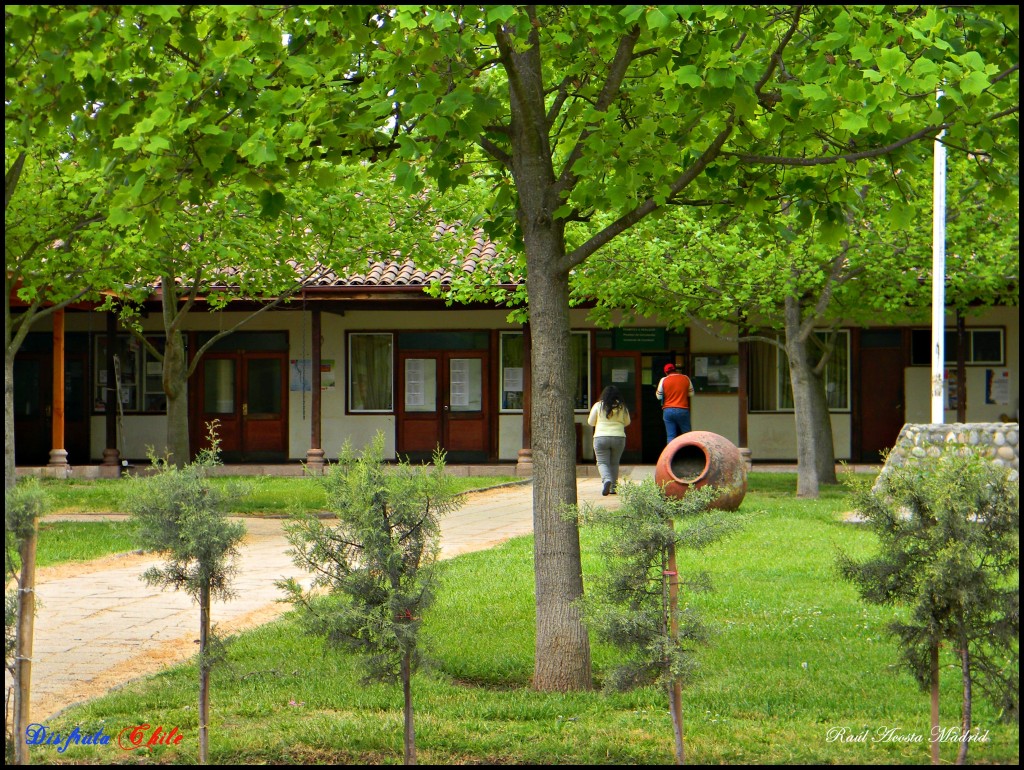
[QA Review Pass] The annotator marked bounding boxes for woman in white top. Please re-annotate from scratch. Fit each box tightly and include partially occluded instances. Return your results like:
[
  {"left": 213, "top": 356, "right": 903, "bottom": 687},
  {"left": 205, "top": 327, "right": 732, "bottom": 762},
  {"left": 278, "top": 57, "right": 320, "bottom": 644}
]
[{"left": 587, "top": 385, "right": 631, "bottom": 496}]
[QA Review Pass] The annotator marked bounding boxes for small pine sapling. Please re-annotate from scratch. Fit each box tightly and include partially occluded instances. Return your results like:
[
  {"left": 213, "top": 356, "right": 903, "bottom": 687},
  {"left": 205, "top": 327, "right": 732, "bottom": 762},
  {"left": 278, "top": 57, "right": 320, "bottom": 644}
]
[
  {"left": 126, "top": 425, "right": 247, "bottom": 765},
  {"left": 837, "top": 448, "right": 1019, "bottom": 765},
  {"left": 278, "top": 432, "right": 462, "bottom": 766},
  {"left": 577, "top": 478, "right": 744, "bottom": 765}
]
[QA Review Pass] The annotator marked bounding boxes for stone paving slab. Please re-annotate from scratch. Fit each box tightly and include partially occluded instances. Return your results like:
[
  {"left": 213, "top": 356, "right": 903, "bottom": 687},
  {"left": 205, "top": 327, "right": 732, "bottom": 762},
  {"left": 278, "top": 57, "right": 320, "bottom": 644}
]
[{"left": 8, "top": 472, "right": 644, "bottom": 722}]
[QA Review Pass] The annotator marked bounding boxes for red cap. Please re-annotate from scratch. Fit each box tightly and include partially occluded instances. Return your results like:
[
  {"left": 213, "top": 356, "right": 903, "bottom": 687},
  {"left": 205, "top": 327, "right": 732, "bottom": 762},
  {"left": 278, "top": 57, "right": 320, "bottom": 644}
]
[{"left": 664, "top": 363, "right": 676, "bottom": 374}]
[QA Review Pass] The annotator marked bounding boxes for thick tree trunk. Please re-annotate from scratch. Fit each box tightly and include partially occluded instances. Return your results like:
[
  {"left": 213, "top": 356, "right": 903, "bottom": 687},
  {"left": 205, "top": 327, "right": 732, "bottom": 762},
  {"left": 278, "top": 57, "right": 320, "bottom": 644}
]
[
  {"left": 502, "top": 23, "right": 591, "bottom": 692},
  {"left": 163, "top": 329, "right": 190, "bottom": 467},
  {"left": 784, "top": 298, "right": 837, "bottom": 498},
  {"left": 526, "top": 258, "right": 593, "bottom": 691}
]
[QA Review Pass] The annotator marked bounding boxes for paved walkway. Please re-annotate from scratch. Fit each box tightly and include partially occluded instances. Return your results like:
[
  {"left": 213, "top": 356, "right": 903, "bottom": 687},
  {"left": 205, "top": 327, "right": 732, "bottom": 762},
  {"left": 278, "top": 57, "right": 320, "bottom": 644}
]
[{"left": 12, "top": 469, "right": 656, "bottom": 722}]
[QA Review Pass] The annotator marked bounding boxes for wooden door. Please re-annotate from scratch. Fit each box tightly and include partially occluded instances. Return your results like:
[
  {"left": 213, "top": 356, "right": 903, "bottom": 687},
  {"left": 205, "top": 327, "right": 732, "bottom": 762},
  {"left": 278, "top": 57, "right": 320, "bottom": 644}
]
[
  {"left": 14, "top": 345, "right": 90, "bottom": 465},
  {"left": 858, "top": 330, "right": 905, "bottom": 460},
  {"left": 242, "top": 354, "right": 287, "bottom": 457},
  {"left": 398, "top": 350, "right": 489, "bottom": 462},
  {"left": 196, "top": 352, "right": 288, "bottom": 461},
  {"left": 596, "top": 351, "right": 642, "bottom": 458}
]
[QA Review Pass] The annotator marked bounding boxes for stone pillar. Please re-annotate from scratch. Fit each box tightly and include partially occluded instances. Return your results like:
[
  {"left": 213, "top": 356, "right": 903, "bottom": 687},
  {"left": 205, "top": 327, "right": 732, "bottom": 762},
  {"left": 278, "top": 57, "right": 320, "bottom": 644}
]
[{"left": 737, "top": 325, "right": 751, "bottom": 471}]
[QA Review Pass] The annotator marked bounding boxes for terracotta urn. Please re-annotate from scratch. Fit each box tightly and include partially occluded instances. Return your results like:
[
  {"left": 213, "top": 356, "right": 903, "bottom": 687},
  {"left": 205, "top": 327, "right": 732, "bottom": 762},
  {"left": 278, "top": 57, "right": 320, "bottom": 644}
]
[{"left": 654, "top": 431, "right": 747, "bottom": 511}]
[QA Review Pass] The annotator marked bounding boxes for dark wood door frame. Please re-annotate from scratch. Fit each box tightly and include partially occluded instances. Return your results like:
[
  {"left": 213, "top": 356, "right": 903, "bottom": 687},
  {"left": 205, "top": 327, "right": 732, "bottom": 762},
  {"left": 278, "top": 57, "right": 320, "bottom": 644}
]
[{"left": 397, "top": 349, "right": 491, "bottom": 462}]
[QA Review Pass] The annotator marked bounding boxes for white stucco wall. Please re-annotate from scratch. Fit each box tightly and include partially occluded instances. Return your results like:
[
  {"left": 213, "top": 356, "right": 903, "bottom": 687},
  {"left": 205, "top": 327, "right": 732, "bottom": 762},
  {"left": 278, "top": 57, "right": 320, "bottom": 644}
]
[
  {"left": 904, "top": 306, "right": 1019, "bottom": 425},
  {"left": 746, "top": 413, "right": 852, "bottom": 461}
]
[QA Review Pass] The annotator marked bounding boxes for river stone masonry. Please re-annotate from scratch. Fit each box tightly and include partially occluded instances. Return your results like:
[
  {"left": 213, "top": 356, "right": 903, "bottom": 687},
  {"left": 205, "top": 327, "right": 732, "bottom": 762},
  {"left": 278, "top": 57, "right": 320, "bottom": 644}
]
[{"left": 882, "top": 422, "right": 1019, "bottom": 483}]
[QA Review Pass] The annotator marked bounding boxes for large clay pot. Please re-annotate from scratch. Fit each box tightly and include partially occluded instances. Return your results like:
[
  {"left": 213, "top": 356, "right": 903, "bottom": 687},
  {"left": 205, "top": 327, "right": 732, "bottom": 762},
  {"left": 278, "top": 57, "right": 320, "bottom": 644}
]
[{"left": 654, "top": 431, "right": 747, "bottom": 511}]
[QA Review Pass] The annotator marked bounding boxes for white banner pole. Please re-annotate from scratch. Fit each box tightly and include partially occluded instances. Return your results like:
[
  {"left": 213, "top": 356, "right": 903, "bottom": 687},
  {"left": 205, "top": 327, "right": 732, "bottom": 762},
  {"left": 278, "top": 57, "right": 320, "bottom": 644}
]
[{"left": 931, "top": 91, "right": 947, "bottom": 424}]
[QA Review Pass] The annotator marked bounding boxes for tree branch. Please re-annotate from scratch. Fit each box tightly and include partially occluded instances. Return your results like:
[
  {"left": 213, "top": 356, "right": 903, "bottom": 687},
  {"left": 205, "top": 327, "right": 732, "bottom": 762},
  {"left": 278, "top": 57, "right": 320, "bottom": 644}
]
[
  {"left": 753, "top": 6, "right": 803, "bottom": 98},
  {"left": 726, "top": 122, "right": 952, "bottom": 166},
  {"left": 564, "top": 117, "right": 736, "bottom": 270},
  {"left": 553, "top": 26, "right": 642, "bottom": 199}
]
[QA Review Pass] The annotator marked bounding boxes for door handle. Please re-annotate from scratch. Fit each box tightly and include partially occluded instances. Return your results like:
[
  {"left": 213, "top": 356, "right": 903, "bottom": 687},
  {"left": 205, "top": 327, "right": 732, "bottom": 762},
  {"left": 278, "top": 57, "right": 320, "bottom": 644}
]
[
  {"left": 242, "top": 403, "right": 248, "bottom": 417},
  {"left": 443, "top": 405, "right": 449, "bottom": 412}
]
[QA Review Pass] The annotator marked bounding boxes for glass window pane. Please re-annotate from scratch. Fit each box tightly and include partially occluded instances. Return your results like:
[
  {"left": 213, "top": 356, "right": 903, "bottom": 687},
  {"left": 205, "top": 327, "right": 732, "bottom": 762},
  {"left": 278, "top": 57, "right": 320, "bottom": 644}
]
[
  {"left": 205, "top": 359, "right": 236, "bottom": 414},
  {"left": 571, "top": 332, "right": 590, "bottom": 410},
  {"left": 600, "top": 358, "right": 636, "bottom": 414},
  {"left": 970, "top": 330, "right": 1003, "bottom": 363},
  {"left": 747, "top": 340, "right": 778, "bottom": 412},
  {"left": 823, "top": 331, "right": 849, "bottom": 410},
  {"left": 405, "top": 358, "right": 437, "bottom": 412},
  {"left": 501, "top": 333, "right": 525, "bottom": 410},
  {"left": 350, "top": 334, "right": 393, "bottom": 411},
  {"left": 449, "top": 358, "right": 482, "bottom": 412},
  {"left": 776, "top": 331, "right": 849, "bottom": 411},
  {"left": 247, "top": 359, "right": 282, "bottom": 414}
]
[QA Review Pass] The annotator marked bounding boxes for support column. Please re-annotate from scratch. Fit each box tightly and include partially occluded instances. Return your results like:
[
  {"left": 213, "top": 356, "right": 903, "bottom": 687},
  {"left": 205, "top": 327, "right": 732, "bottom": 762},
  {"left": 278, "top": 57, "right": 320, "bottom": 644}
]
[
  {"left": 305, "top": 308, "right": 326, "bottom": 474},
  {"left": 516, "top": 323, "right": 533, "bottom": 476},
  {"left": 737, "top": 332, "right": 752, "bottom": 471},
  {"left": 47, "top": 308, "right": 69, "bottom": 475},
  {"left": 955, "top": 310, "right": 967, "bottom": 423},
  {"left": 101, "top": 311, "right": 121, "bottom": 476}
]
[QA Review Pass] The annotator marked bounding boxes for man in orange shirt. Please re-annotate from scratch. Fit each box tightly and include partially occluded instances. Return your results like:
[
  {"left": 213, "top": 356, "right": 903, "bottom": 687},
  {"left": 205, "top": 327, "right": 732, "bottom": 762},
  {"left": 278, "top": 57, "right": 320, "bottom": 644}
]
[{"left": 656, "top": 363, "right": 695, "bottom": 444}]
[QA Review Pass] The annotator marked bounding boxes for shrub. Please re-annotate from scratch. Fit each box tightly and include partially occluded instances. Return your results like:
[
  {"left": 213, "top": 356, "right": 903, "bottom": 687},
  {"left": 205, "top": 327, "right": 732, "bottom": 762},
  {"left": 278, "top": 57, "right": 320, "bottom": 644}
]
[
  {"left": 838, "top": 448, "right": 1019, "bottom": 764},
  {"left": 279, "top": 433, "right": 462, "bottom": 765}
]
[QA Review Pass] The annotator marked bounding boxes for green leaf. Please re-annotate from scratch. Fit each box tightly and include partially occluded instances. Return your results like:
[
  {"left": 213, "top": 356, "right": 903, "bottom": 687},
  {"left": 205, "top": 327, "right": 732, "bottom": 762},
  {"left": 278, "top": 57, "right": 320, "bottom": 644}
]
[
  {"left": 674, "top": 66, "right": 702, "bottom": 89},
  {"left": 837, "top": 110, "right": 868, "bottom": 133},
  {"left": 959, "top": 71, "right": 990, "bottom": 96},
  {"left": 259, "top": 190, "right": 287, "bottom": 219},
  {"left": 485, "top": 6, "right": 516, "bottom": 23},
  {"left": 646, "top": 7, "right": 672, "bottom": 30}
]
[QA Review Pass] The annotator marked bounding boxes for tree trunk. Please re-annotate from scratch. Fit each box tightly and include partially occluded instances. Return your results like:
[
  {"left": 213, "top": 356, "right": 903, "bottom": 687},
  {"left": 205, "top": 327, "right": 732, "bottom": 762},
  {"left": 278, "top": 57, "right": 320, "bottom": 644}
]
[
  {"left": 198, "top": 581, "right": 210, "bottom": 765},
  {"left": 503, "top": 27, "right": 591, "bottom": 692},
  {"left": 402, "top": 649, "right": 416, "bottom": 765},
  {"left": 956, "top": 642, "right": 972, "bottom": 765},
  {"left": 163, "top": 329, "right": 190, "bottom": 467},
  {"left": 930, "top": 642, "right": 940, "bottom": 766},
  {"left": 524, "top": 251, "right": 592, "bottom": 692},
  {"left": 666, "top": 521, "right": 685, "bottom": 765},
  {"left": 12, "top": 519, "right": 38, "bottom": 765},
  {"left": 5, "top": 349, "right": 16, "bottom": 491},
  {"left": 784, "top": 297, "right": 837, "bottom": 498}
]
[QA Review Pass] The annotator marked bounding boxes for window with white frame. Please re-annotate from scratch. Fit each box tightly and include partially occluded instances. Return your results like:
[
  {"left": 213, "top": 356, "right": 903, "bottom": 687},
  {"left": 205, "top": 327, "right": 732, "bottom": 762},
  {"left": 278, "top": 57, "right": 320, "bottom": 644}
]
[
  {"left": 500, "top": 330, "right": 591, "bottom": 411},
  {"left": 499, "top": 332, "right": 525, "bottom": 410},
  {"left": 348, "top": 333, "right": 393, "bottom": 412},
  {"left": 748, "top": 330, "right": 850, "bottom": 412}
]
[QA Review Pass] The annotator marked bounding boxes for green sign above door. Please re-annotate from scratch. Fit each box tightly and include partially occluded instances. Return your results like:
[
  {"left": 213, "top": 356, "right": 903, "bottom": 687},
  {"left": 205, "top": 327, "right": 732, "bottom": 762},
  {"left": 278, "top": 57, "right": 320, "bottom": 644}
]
[{"left": 613, "top": 327, "right": 666, "bottom": 350}]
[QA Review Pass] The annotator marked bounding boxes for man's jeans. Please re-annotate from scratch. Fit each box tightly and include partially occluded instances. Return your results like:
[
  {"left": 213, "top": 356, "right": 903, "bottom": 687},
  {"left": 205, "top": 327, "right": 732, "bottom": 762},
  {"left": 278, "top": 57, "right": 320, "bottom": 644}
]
[{"left": 663, "top": 407, "right": 691, "bottom": 443}]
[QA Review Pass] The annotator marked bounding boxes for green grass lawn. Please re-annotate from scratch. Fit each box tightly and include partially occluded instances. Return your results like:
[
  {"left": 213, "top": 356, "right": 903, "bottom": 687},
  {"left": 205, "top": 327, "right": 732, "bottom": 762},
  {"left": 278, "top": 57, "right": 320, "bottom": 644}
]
[
  {"left": 37, "top": 473, "right": 522, "bottom": 516},
  {"left": 31, "top": 520, "right": 140, "bottom": 568},
  {"left": 15, "top": 474, "right": 520, "bottom": 570},
  {"left": 29, "top": 473, "right": 1019, "bottom": 764}
]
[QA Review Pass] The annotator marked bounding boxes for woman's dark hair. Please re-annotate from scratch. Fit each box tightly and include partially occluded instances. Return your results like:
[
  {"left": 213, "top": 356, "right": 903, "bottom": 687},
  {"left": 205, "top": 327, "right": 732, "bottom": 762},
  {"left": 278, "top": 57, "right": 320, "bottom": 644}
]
[{"left": 599, "top": 385, "right": 625, "bottom": 418}]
